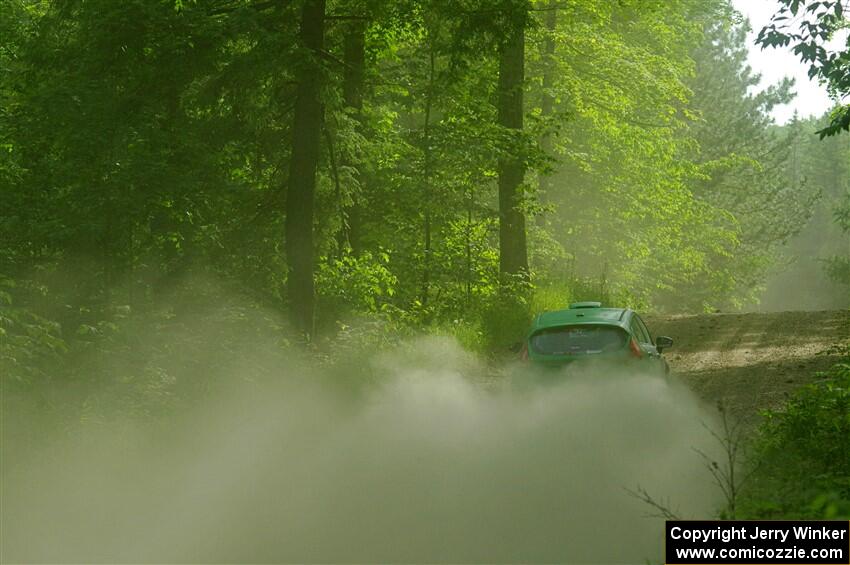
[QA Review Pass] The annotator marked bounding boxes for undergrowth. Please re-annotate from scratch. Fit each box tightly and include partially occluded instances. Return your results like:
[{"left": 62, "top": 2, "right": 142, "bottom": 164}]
[{"left": 739, "top": 345, "right": 850, "bottom": 519}]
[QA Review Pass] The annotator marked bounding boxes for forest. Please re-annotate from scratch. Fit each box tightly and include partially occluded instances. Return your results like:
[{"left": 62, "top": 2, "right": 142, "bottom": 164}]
[
  {"left": 2, "top": 0, "right": 849, "bottom": 343},
  {"left": 1, "top": 0, "right": 849, "bottom": 562}
]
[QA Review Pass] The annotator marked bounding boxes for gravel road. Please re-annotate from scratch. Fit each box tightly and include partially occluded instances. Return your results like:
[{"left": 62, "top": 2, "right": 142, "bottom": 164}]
[{"left": 646, "top": 310, "right": 850, "bottom": 424}]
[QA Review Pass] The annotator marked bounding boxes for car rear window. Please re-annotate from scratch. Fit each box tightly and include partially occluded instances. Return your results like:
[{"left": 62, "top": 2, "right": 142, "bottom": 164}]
[{"left": 529, "top": 325, "right": 628, "bottom": 355}]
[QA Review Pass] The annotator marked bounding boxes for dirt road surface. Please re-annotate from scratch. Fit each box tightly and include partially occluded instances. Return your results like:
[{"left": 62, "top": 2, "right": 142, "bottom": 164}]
[{"left": 646, "top": 310, "right": 850, "bottom": 424}]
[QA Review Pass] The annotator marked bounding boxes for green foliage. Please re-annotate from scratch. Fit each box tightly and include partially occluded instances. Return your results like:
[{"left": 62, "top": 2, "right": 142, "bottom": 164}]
[
  {"left": 668, "top": 18, "right": 814, "bottom": 310},
  {"left": 1, "top": 0, "right": 846, "bottom": 425},
  {"left": 526, "top": 0, "right": 755, "bottom": 311},
  {"left": 478, "top": 274, "right": 533, "bottom": 351},
  {"left": 757, "top": 0, "right": 849, "bottom": 138},
  {"left": 2, "top": 276, "right": 295, "bottom": 427},
  {"left": 529, "top": 282, "right": 572, "bottom": 314},
  {"left": 740, "top": 348, "right": 850, "bottom": 519},
  {"left": 316, "top": 250, "right": 398, "bottom": 317},
  {"left": 755, "top": 115, "right": 850, "bottom": 309},
  {"left": 0, "top": 277, "right": 67, "bottom": 386},
  {"left": 4, "top": 0, "right": 828, "bottom": 333},
  {"left": 824, "top": 253, "right": 850, "bottom": 285},
  {"left": 824, "top": 192, "right": 850, "bottom": 286}
]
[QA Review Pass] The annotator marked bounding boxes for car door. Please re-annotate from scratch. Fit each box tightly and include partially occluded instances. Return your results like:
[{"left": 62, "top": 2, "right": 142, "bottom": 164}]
[
  {"left": 633, "top": 314, "right": 669, "bottom": 374},
  {"left": 631, "top": 314, "right": 660, "bottom": 363}
]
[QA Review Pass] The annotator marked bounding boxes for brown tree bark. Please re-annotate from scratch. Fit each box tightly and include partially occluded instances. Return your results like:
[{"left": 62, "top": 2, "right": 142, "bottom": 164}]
[
  {"left": 497, "top": 17, "right": 529, "bottom": 277},
  {"left": 285, "top": 0, "right": 326, "bottom": 337}
]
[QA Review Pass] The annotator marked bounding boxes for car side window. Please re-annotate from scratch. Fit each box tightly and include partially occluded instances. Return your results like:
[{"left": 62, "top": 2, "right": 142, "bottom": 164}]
[
  {"left": 629, "top": 318, "right": 646, "bottom": 344},
  {"left": 634, "top": 315, "right": 653, "bottom": 344}
]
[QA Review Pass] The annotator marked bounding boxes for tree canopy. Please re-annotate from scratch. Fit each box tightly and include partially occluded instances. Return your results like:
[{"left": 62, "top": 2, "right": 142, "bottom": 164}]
[{"left": 1, "top": 0, "right": 846, "bottom": 368}]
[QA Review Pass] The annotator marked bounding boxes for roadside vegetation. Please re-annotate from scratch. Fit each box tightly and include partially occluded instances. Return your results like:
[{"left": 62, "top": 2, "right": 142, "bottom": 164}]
[{"left": 739, "top": 348, "right": 850, "bottom": 520}]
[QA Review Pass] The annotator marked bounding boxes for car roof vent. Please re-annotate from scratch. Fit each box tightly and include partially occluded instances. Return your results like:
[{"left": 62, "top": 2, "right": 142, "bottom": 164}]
[{"left": 569, "top": 301, "right": 602, "bottom": 309}]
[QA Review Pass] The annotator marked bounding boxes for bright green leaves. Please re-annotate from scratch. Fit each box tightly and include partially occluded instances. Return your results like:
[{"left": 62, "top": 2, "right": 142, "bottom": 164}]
[
  {"left": 2, "top": 0, "right": 843, "bottom": 346},
  {"left": 757, "top": 0, "right": 850, "bottom": 138},
  {"left": 316, "top": 250, "right": 398, "bottom": 314}
]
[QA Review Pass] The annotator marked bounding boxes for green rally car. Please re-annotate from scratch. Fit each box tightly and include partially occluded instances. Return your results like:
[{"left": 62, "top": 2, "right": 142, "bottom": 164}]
[{"left": 521, "top": 302, "right": 674, "bottom": 374}]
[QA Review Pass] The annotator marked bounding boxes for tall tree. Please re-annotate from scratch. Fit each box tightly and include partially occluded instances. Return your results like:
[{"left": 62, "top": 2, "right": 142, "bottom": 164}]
[
  {"left": 682, "top": 17, "right": 809, "bottom": 308},
  {"left": 285, "top": 0, "right": 326, "bottom": 337},
  {"left": 420, "top": 27, "right": 437, "bottom": 306},
  {"left": 536, "top": 0, "right": 558, "bottom": 228},
  {"left": 497, "top": 3, "right": 529, "bottom": 277}
]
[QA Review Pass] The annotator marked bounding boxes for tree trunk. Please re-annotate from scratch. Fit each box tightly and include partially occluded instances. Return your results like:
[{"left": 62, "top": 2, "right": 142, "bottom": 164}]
[
  {"left": 340, "top": 19, "right": 366, "bottom": 255},
  {"left": 536, "top": 2, "right": 557, "bottom": 227},
  {"left": 420, "top": 38, "right": 436, "bottom": 307},
  {"left": 497, "top": 18, "right": 529, "bottom": 277},
  {"left": 285, "top": 0, "right": 325, "bottom": 338}
]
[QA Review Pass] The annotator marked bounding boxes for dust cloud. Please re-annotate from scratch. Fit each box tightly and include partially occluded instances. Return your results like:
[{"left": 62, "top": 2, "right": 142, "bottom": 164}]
[{"left": 2, "top": 332, "right": 723, "bottom": 563}]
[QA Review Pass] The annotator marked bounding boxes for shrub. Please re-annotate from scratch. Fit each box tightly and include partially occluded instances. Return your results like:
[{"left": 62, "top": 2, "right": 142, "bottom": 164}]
[
  {"left": 315, "top": 250, "right": 398, "bottom": 322},
  {"left": 740, "top": 347, "right": 850, "bottom": 519}
]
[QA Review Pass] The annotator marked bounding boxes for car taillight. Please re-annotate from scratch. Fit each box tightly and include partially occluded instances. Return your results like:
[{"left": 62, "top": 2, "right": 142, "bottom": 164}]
[{"left": 629, "top": 338, "right": 643, "bottom": 358}]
